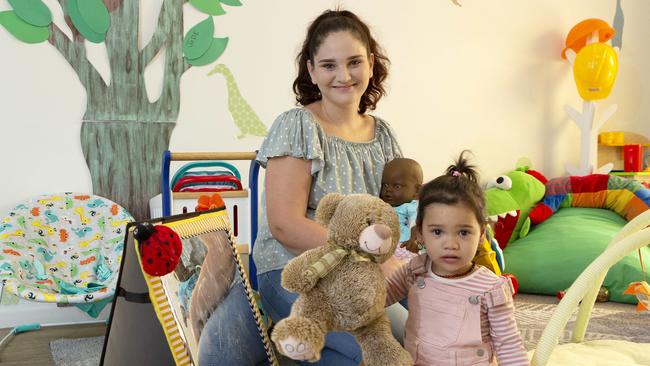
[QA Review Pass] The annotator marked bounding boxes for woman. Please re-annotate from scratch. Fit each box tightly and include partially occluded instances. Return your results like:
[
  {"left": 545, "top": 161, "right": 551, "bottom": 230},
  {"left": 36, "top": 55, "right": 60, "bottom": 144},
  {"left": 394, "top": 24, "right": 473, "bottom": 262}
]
[{"left": 254, "top": 9, "right": 405, "bottom": 365}]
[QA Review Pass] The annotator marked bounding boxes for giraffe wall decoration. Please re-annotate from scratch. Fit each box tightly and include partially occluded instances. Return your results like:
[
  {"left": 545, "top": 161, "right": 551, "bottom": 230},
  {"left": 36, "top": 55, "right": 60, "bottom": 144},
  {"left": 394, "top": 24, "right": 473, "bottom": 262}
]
[{"left": 208, "top": 64, "right": 268, "bottom": 139}]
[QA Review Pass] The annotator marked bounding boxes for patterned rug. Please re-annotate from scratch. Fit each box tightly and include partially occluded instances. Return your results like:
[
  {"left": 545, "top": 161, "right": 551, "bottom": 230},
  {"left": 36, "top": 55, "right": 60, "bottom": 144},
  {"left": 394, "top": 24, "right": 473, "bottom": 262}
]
[{"left": 514, "top": 294, "right": 650, "bottom": 350}]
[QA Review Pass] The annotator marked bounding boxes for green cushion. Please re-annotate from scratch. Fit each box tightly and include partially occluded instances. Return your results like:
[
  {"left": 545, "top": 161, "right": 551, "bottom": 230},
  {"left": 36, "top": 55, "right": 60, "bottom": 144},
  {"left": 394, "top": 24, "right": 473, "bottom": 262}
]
[{"left": 504, "top": 207, "right": 650, "bottom": 304}]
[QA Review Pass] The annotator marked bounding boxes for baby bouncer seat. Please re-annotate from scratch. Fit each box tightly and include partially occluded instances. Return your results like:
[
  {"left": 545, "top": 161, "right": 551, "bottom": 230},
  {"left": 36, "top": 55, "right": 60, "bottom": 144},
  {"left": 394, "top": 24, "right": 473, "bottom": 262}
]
[
  {"left": 530, "top": 209, "right": 650, "bottom": 365},
  {"left": 0, "top": 192, "right": 133, "bottom": 308}
]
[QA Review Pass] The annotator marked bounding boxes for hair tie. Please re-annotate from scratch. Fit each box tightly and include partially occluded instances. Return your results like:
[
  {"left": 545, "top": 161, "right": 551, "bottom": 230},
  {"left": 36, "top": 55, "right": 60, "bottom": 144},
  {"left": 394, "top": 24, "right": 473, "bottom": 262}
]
[{"left": 452, "top": 170, "right": 461, "bottom": 177}]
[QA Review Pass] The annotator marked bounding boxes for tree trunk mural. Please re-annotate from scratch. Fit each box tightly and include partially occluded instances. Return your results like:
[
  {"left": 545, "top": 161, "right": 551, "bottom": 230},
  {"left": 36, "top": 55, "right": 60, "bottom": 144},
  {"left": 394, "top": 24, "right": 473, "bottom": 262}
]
[
  {"left": 1, "top": 0, "right": 240, "bottom": 219},
  {"left": 80, "top": 122, "right": 176, "bottom": 220}
]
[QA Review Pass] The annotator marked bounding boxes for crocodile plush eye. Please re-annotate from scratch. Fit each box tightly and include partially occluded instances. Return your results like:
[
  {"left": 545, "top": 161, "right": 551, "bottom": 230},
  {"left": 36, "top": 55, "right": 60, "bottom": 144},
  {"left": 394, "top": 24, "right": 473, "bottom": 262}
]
[{"left": 486, "top": 175, "right": 513, "bottom": 190}]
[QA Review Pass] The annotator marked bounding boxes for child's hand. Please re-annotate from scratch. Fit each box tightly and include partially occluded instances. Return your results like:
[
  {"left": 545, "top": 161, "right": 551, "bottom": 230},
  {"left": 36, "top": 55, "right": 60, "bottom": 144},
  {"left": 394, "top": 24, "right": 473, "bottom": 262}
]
[{"left": 400, "top": 238, "right": 421, "bottom": 254}]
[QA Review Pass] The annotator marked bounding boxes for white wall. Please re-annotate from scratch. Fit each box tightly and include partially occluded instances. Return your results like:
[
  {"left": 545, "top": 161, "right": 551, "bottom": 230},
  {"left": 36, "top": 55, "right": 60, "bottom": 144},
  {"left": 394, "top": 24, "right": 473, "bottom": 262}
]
[{"left": 1, "top": 0, "right": 649, "bottom": 325}]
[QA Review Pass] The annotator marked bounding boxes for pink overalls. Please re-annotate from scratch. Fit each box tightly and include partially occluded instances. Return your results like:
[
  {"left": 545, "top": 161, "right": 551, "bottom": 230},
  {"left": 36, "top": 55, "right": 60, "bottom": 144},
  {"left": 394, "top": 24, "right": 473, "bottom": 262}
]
[{"left": 403, "top": 258, "right": 512, "bottom": 366}]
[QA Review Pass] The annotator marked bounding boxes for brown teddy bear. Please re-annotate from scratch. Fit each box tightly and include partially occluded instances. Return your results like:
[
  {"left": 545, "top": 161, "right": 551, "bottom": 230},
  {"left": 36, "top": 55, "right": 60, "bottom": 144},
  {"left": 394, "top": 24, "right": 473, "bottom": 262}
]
[{"left": 271, "top": 193, "right": 413, "bottom": 366}]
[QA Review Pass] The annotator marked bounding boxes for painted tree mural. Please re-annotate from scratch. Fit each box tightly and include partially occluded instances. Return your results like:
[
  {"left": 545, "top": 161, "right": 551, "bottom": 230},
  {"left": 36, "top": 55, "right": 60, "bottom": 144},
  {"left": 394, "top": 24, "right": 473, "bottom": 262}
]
[{"left": 0, "top": 0, "right": 244, "bottom": 219}]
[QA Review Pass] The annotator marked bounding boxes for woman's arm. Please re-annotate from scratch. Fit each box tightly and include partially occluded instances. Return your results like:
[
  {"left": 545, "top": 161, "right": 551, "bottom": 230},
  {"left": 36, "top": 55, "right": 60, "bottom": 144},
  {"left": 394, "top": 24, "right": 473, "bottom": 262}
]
[{"left": 265, "top": 156, "right": 327, "bottom": 255}]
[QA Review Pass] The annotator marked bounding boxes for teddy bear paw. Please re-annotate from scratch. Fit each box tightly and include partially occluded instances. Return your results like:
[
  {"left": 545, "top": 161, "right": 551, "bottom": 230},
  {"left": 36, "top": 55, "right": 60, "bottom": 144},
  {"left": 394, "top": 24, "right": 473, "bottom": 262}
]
[{"left": 278, "top": 336, "right": 315, "bottom": 361}]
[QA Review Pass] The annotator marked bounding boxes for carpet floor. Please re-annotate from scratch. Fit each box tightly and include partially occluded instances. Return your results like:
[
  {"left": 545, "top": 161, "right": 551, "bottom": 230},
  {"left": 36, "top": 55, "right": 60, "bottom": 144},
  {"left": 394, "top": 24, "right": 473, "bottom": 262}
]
[
  {"left": 49, "top": 337, "right": 103, "bottom": 366},
  {"left": 47, "top": 294, "right": 648, "bottom": 364},
  {"left": 514, "top": 294, "right": 650, "bottom": 351}
]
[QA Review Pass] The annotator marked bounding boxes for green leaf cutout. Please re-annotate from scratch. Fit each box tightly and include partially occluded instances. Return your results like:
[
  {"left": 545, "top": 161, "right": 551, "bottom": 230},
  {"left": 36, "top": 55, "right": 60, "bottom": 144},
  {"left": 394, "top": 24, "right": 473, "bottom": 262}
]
[
  {"left": 0, "top": 11, "right": 49, "bottom": 44},
  {"left": 66, "top": 0, "right": 105, "bottom": 43},
  {"left": 220, "top": 0, "right": 243, "bottom": 6},
  {"left": 190, "top": 0, "right": 226, "bottom": 16},
  {"left": 8, "top": 0, "right": 52, "bottom": 27},
  {"left": 186, "top": 37, "right": 229, "bottom": 66},
  {"left": 183, "top": 17, "right": 215, "bottom": 60},
  {"left": 77, "top": 0, "right": 110, "bottom": 34}
]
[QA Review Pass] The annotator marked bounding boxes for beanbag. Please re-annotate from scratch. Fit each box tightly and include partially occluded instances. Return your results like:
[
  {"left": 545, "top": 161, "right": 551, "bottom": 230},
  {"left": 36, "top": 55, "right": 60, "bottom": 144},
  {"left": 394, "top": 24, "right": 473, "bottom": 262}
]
[{"left": 504, "top": 207, "right": 650, "bottom": 304}]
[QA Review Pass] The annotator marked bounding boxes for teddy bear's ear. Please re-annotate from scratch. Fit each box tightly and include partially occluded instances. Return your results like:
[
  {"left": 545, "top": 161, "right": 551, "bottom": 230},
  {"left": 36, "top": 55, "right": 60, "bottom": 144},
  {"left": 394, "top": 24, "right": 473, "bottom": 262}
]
[{"left": 315, "top": 193, "right": 345, "bottom": 226}]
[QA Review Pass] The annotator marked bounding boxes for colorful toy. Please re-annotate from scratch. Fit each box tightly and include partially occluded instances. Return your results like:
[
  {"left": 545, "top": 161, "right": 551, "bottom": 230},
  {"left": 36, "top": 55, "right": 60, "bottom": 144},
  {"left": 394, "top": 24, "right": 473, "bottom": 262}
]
[
  {"left": 573, "top": 43, "right": 619, "bottom": 101},
  {"left": 195, "top": 193, "right": 226, "bottom": 212},
  {"left": 529, "top": 174, "right": 650, "bottom": 225},
  {"left": 623, "top": 246, "right": 650, "bottom": 312},
  {"left": 562, "top": 18, "right": 615, "bottom": 59},
  {"left": 506, "top": 173, "right": 650, "bottom": 304},
  {"left": 623, "top": 281, "right": 650, "bottom": 312},
  {"left": 271, "top": 193, "right": 412, "bottom": 366},
  {"left": 484, "top": 165, "right": 547, "bottom": 249},
  {"left": 133, "top": 222, "right": 183, "bottom": 277},
  {"left": 473, "top": 226, "right": 503, "bottom": 275},
  {"left": 562, "top": 18, "right": 620, "bottom": 176}
]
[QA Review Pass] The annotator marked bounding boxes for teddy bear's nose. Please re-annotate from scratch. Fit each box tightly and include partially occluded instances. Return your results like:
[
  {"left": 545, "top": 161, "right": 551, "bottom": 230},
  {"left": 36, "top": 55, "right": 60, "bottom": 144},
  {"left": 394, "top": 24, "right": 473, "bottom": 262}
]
[{"left": 374, "top": 224, "right": 391, "bottom": 239}]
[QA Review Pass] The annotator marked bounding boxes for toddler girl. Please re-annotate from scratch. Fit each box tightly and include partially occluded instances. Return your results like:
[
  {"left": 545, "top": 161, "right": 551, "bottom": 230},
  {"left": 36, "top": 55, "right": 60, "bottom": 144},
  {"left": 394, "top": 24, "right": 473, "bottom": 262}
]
[{"left": 385, "top": 151, "right": 529, "bottom": 365}]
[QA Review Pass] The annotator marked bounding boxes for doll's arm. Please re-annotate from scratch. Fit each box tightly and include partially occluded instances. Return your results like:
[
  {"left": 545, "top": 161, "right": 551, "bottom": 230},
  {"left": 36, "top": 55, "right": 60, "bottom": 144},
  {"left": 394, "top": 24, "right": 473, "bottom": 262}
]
[
  {"left": 400, "top": 226, "right": 421, "bottom": 254},
  {"left": 281, "top": 245, "right": 331, "bottom": 293}
]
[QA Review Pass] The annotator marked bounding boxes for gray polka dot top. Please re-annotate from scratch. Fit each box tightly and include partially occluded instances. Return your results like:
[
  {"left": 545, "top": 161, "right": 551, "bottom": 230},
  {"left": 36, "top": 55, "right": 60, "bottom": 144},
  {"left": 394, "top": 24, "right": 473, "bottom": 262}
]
[{"left": 253, "top": 107, "right": 402, "bottom": 274}]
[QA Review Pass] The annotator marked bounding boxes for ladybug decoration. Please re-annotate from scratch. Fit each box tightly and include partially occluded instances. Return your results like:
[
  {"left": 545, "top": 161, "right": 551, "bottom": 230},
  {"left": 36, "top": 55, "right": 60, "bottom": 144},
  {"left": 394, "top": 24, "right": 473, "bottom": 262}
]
[{"left": 133, "top": 222, "right": 182, "bottom": 276}]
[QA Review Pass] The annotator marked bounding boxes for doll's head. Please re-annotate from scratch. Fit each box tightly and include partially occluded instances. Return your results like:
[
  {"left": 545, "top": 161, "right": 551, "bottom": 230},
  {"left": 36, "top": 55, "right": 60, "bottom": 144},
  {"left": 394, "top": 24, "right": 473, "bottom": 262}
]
[{"left": 380, "top": 158, "right": 423, "bottom": 207}]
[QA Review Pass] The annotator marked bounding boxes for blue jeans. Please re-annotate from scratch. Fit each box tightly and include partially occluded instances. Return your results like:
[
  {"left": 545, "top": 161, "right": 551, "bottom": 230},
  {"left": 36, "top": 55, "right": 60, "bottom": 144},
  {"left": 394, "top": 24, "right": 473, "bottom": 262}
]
[
  {"left": 198, "top": 273, "right": 271, "bottom": 366},
  {"left": 258, "top": 269, "right": 363, "bottom": 366}
]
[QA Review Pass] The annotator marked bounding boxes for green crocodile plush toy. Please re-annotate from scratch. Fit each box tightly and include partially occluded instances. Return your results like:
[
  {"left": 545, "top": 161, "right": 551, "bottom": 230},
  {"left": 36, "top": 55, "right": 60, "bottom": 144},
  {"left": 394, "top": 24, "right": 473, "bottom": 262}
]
[{"left": 485, "top": 166, "right": 547, "bottom": 249}]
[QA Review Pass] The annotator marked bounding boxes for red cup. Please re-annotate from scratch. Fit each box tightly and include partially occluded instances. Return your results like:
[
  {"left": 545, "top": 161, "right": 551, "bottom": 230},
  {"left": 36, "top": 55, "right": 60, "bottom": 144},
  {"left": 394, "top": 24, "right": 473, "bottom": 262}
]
[{"left": 623, "top": 144, "right": 643, "bottom": 172}]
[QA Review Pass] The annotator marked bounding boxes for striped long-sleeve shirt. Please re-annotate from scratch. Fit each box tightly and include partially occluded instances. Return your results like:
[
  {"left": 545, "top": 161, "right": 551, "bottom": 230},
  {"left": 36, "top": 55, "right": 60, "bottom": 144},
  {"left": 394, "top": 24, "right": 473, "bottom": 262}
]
[{"left": 386, "top": 254, "right": 529, "bottom": 365}]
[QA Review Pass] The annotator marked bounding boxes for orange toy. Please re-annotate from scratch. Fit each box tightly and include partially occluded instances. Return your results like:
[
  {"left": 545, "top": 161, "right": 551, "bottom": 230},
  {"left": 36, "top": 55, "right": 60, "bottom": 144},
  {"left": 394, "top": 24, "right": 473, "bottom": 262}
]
[
  {"left": 623, "top": 281, "right": 650, "bottom": 312},
  {"left": 196, "top": 193, "right": 225, "bottom": 212},
  {"left": 624, "top": 249, "right": 650, "bottom": 312},
  {"left": 562, "top": 18, "right": 615, "bottom": 59}
]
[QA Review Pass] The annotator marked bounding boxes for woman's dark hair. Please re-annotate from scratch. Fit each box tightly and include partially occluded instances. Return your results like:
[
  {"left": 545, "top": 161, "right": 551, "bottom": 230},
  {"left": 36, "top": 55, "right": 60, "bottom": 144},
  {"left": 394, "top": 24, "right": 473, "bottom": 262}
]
[
  {"left": 293, "top": 9, "right": 390, "bottom": 114},
  {"left": 416, "top": 151, "right": 486, "bottom": 229}
]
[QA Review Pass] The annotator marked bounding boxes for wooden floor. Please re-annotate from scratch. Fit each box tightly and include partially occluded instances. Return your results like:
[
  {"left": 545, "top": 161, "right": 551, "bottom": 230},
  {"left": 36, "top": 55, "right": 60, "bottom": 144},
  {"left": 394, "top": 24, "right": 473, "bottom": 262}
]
[{"left": 0, "top": 323, "right": 106, "bottom": 366}]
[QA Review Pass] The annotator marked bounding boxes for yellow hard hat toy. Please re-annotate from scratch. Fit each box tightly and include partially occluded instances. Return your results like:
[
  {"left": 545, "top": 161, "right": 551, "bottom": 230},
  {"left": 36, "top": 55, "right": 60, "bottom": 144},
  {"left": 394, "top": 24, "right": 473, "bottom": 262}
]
[{"left": 572, "top": 42, "right": 618, "bottom": 100}]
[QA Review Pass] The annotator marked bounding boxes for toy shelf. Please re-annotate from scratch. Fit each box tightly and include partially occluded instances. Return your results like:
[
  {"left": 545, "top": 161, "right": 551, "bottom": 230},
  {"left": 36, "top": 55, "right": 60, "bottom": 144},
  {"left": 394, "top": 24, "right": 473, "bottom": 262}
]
[
  {"left": 599, "top": 142, "right": 650, "bottom": 147},
  {"left": 172, "top": 191, "right": 250, "bottom": 199},
  {"left": 611, "top": 171, "right": 650, "bottom": 175},
  {"left": 153, "top": 151, "right": 262, "bottom": 288},
  {"left": 597, "top": 131, "right": 650, "bottom": 172},
  {"left": 161, "top": 151, "right": 258, "bottom": 219}
]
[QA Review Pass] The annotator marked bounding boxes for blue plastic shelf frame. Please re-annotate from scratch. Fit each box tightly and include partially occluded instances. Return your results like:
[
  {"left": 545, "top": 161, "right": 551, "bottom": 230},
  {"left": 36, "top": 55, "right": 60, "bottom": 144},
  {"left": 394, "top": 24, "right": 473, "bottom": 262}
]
[{"left": 160, "top": 151, "right": 261, "bottom": 289}]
